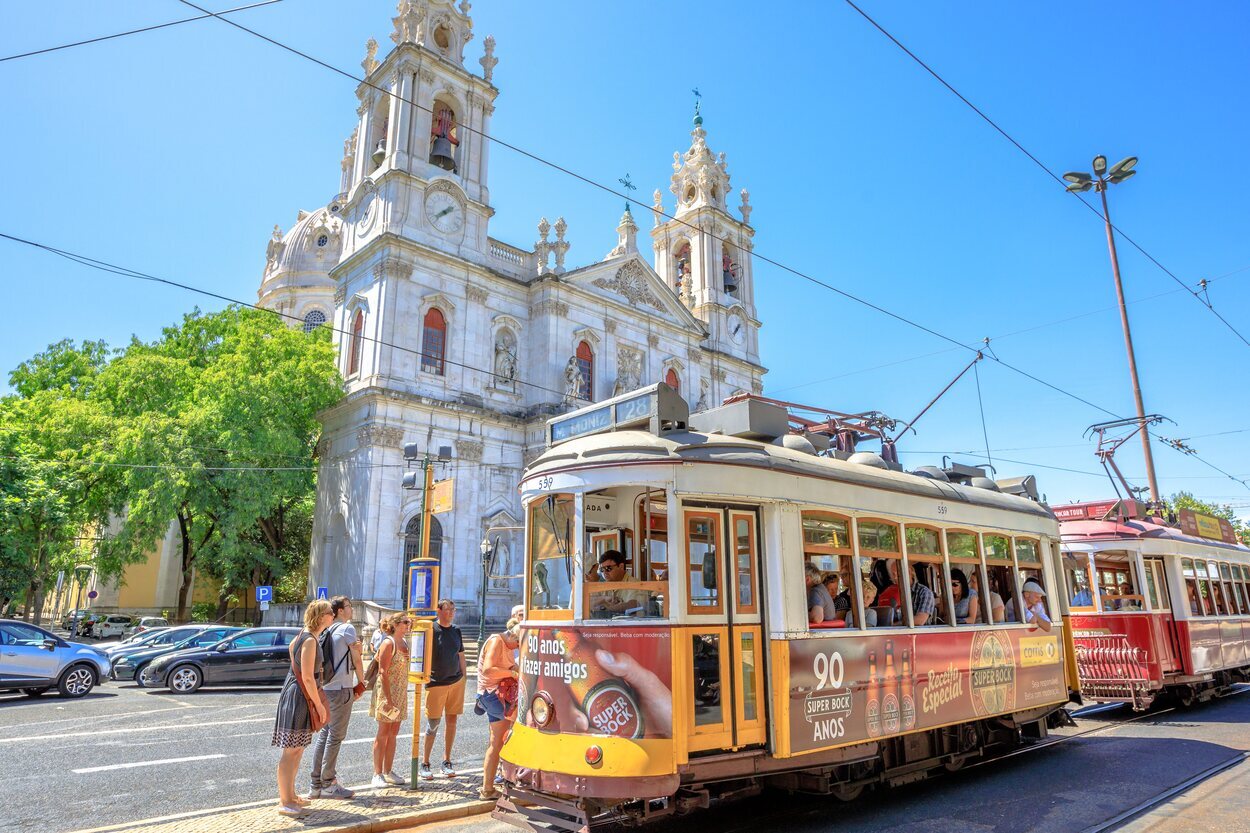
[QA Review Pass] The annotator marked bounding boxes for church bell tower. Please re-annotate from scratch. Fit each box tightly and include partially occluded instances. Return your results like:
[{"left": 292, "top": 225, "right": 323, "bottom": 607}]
[{"left": 652, "top": 107, "right": 759, "bottom": 366}]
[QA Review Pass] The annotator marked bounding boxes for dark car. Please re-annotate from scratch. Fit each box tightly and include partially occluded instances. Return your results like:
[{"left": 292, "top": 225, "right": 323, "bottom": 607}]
[
  {"left": 105, "top": 625, "right": 213, "bottom": 666},
  {"left": 141, "top": 627, "right": 301, "bottom": 693},
  {"left": 111, "top": 626, "right": 244, "bottom": 684}
]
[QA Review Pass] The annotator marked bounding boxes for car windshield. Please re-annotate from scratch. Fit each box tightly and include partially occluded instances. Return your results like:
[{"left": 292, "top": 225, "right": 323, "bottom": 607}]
[{"left": 181, "top": 629, "right": 231, "bottom": 648}]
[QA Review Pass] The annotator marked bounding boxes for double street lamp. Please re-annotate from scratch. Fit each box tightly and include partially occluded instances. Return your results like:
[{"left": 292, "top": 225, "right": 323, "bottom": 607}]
[
  {"left": 1063, "top": 155, "right": 1160, "bottom": 505},
  {"left": 478, "top": 536, "right": 497, "bottom": 644}
]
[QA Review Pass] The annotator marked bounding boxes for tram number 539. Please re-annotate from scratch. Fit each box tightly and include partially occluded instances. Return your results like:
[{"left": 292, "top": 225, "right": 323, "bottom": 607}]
[{"left": 813, "top": 651, "right": 845, "bottom": 690}]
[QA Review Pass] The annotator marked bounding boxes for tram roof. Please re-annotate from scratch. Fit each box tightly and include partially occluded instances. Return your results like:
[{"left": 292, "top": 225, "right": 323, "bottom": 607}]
[
  {"left": 526, "top": 427, "right": 1054, "bottom": 522},
  {"left": 1061, "top": 518, "right": 1250, "bottom": 554}
]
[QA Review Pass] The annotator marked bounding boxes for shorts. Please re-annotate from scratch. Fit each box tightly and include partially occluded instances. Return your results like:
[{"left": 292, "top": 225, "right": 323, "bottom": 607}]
[
  {"left": 425, "top": 676, "right": 466, "bottom": 718},
  {"left": 476, "top": 690, "right": 508, "bottom": 724}
]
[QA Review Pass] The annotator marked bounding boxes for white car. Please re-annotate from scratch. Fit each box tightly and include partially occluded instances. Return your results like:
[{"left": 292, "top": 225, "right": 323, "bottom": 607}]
[
  {"left": 125, "top": 616, "right": 169, "bottom": 637},
  {"left": 93, "top": 615, "right": 136, "bottom": 639}
]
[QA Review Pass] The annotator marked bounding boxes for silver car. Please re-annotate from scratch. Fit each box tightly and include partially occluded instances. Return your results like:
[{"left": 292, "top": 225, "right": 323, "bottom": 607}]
[{"left": 0, "top": 621, "right": 110, "bottom": 698}]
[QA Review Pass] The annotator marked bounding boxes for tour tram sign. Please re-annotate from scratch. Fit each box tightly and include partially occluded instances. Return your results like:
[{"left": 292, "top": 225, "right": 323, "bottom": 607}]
[{"left": 547, "top": 383, "right": 689, "bottom": 447}]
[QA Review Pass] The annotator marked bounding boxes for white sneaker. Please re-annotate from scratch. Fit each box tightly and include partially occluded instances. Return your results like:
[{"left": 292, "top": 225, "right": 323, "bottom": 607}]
[
  {"left": 370, "top": 774, "right": 389, "bottom": 789},
  {"left": 383, "top": 770, "right": 406, "bottom": 786}
]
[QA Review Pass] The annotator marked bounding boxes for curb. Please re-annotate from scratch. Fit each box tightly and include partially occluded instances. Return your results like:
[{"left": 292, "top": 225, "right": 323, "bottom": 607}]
[{"left": 330, "top": 797, "right": 496, "bottom": 833}]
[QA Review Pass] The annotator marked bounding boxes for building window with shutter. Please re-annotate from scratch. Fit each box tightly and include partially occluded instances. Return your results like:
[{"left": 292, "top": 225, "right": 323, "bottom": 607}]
[
  {"left": 348, "top": 309, "right": 364, "bottom": 375},
  {"left": 576, "top": 340, "right": 594, "bottom": 401},
  {"left": 422, "top": 307, "right": 447, "bottom": 375}
]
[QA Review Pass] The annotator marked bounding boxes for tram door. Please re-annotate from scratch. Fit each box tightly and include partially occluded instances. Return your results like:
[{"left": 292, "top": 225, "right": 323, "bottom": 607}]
[{"left": 682, "top": 505, "right": 767, "bottom": 753}]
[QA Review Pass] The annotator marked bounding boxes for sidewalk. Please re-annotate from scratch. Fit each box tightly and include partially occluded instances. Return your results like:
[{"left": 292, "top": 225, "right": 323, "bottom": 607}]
[{"left": 67, "top": 779, "right": 495, "bottom": 833}]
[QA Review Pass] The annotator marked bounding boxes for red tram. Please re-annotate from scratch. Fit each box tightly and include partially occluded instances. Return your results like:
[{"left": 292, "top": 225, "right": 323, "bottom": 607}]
[{"left": 1059, "top": 499, "right": 1250, "bottom": 709}]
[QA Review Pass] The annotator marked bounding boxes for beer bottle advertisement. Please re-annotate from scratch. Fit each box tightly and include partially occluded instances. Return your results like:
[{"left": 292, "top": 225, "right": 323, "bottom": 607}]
[
  {"left": 900, "top": 647, "right": 916, "bottom": 730},
  {"left": 865, "top": 651, "right": 881, "bottom": 738},
  {"left": 517, "top": 627, "right": 672, "bottom": 739},
  {"left": 881, "top": 640, "right": 900, "bottom": 734}
]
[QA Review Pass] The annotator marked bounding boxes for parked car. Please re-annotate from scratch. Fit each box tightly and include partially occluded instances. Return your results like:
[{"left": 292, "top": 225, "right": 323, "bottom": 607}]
[
  {"left": 113, "top": 626, "right": 243, "bottom": 684},
  {"left": 141, "top": 627, "right": 301, "bottom": 693},
  {"left": 0, "top": 621, "right": 110, "bottom": 698},
  {"left": 105, "top": 625, "right": 210, "bottom": 665},
  {"left": 76, "top": 613, "right": 107, "bottom": 638},
  {"left": 60, "top": 609, "right": 90, "bottom": 630},
  {"left": 93, "top": 615, "right": 135, "bottom": 640},
  {"left": 96, "top": 627, "right": 171, "bottom": 651},
  {"left": 126, "top": 616, "right": 169, "bottom": 637}
]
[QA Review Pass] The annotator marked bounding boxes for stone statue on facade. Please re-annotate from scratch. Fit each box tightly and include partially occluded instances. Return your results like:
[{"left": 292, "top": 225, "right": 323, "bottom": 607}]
[
  {"left": 563, "top": 356, "right": 583, "bottom": 402},
  {"left": 613, "top": 349, "right": 642, "bottom": 396},
  {"left": 493, "top": 332, "right": 517, "bottom": 386}
]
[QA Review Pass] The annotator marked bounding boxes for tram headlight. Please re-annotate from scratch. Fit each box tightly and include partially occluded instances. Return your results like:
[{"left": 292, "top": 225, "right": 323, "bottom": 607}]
[
  {"left": 585, "top": 744, "right": 603, "bottom": 766},
  {"left": 530, "top": 692, "right": 553, "bottom": 727}
]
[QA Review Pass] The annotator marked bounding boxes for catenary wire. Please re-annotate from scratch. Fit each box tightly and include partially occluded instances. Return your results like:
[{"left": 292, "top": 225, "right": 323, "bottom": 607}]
[
  {"left": 842, "top": 0, "right": 1250, "bottom": 350},
  {"left": 0, "top": 0, "right": 284, "bottom": 63}
]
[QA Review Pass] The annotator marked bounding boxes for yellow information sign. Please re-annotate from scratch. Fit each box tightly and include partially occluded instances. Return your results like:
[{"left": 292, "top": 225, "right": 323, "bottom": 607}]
[
  {"left": 1194, "top": 513, "right": 1223, "bottom": 540},
  {"left": 430, "top": 478, "right": 455, "bottom": 514},
  {"left": 1019, "top": 636, "right": 1061, "bottom": 667}
]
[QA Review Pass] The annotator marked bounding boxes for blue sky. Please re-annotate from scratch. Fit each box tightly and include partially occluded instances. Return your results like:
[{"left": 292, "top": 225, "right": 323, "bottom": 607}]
[{"left": 2, "top": 1, "right": 1248, "bottom": 517}]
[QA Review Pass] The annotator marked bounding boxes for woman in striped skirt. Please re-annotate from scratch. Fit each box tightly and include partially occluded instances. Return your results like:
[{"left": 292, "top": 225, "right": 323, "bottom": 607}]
[{"left": 272, "top": 599, "right": 333, "bottom": 817}]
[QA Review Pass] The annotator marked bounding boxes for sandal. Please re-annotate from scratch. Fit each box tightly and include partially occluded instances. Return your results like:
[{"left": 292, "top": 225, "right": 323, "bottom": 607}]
[
  {"left": 278, "top": 805, "right": 305, "bottom": 817},
  {"left": 478, "top": 788, "right": 501, "bottom": 801}
]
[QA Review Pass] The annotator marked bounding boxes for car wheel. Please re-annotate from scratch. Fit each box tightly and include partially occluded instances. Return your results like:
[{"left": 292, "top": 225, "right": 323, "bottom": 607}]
[
  {"left": 58, "top": 665, "right": 97, "bottom": 698},
  {"left": 167, "top": 664, "right": 202, "bottom": 693},
  {"left": 132, "top": 664, "right": 148, "bottom": 687},
  {"left": 23, "top": 687, "right": 51, "bottom": 697}
]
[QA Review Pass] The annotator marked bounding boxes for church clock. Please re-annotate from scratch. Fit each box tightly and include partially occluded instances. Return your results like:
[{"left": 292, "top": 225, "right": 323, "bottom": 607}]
[{"left": 425, "top": 188, "right": 466, "bottom": 236}]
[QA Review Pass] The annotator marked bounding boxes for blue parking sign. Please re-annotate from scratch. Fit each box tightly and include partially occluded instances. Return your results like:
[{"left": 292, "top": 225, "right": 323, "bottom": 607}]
[
  {"left": 316, "top": 586, "right": 329, "bottom": 601},
  {"left": 256, "top": 585, "right": 273, "bottom": 603}
]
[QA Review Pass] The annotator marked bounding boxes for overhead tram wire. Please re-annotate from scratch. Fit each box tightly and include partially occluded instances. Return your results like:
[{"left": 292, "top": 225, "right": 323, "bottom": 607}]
[
  {"left": 841, "top": 0, "right": 1250, "bottom": 351},
  {"left": 169, "top": 1, "right": 1142, "bottom": 430},
  {"left": 0, "top": 0, "right": 285, "bottom": 63},
  {"left": 0, "top": 231, "right": 568, "bottom": 401}
]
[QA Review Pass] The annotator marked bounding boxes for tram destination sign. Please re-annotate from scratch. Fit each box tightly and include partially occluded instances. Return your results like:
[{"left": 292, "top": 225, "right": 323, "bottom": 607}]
[
  {"left": 1178, "top": 508, "right": 1240, "bottom": 545},
  {"left": 547, "top": 383, "right": 689, "bottom": 447}
]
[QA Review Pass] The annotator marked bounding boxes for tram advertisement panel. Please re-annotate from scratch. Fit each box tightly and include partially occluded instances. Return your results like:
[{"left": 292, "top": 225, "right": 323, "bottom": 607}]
[
  {"left": 517, "top": 627, "right": 673, "bottom": 739},
  {"left": 788, "top": 629, "right": 1065, "bottom": 754}
]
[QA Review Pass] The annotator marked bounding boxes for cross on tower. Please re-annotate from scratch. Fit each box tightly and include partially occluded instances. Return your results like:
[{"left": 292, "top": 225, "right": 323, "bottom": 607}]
[{"left": 618, "top": 173, "right": 636, "bottom": 212}]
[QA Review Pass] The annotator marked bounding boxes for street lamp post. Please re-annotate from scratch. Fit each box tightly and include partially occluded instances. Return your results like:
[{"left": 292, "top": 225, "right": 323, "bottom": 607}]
[
  {"left": 1063, "top": 155, "right": 1161, "bottom": 505},
  {"left": 478, "top": 536, "right": 495, "bottom": 644}
]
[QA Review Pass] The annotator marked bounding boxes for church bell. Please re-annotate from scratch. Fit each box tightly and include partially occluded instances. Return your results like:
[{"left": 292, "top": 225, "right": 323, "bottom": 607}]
[
  {"left": 371, "top": 139, "right": 387, "bottom": 167},
  {"left": 429, "top": 137, "right": 457, "bottom": 171}
]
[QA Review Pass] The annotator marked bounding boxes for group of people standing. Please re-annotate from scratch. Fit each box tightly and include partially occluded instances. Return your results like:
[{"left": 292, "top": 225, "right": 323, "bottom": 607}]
[{"left": 269, "top": 595, "right": 524, "bottom": 817}]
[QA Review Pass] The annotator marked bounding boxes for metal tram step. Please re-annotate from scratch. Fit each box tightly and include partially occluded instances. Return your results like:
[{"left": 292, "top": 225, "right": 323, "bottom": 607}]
[{"left": 493, "top": 788, "right": 592, "bottom": 833}]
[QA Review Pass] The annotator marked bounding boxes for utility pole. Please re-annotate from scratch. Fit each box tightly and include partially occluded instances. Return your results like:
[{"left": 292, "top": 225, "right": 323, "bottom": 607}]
[{"left": 1064, "top": 156, "right": 1160, "bottom": 505}]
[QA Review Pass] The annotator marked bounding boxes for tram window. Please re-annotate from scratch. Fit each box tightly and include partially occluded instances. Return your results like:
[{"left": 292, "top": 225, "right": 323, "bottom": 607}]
[
  {"left": 739, "top": 632, "right": 759, "bottom": 721},
  {"left": 1142, "top": 562, "right": 1161, "bottom": 610},
  {"left": 1015, "top": 538, "right": 1041, "bottom": 566},
  {"left": 858, "top": 520, "right": 900, "bottom": 554},
  {"left": 803, "top": 513, "right": 852, "bottom": 552},
  {"left": 1064, "top": 554, "right": 1096, "bottom": 609},
  {"left": 528, "top": 494, "right": 575, "bottom": 612},
  {"left": 865, "top": 557, "right": 909, "bottom": 627},
  {"left": 904, "top": 526, "right": 946, "bottom": 625},
  {"left": 638, "top": 495, "right": 668, "bottom": 581},
  {"left": 1206, "top": 561, "right": 1228, "bottom": 615},
  {"left": 939, "top": 530, "right": 980, "bottom": 626},
  {"left": 686, "top": 512, "right": 722, "bottom": 613},
  {"left": 732, "top": 513, "right": 757, "bottom": 614},
  {"left": 1182, "top": 559, "right": 1205, "bottom": 616},
  {"left": 906, "top": 527, "right": 942, "bottom": 557},
  {"left": 1219, "top": 563, "right": 1241, "bottom": 615},
  {"left": 983, "top": 535, "right": 1020, "bottom": 622},
  {"left": 1238, "top": 565, "right": 1250, "bottom": 614},
  {"left": 692, "top": 633, "right": 722, "bottom": 726}
]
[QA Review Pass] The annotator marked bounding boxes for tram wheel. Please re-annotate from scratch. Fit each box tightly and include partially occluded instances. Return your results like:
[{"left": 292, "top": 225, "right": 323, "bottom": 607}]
[
  {"left": 1176, "top": 687, "right": 1198, "bottom": 709},
  {"left": 831, "top": 782, "right": 863, "bottom": 802},
  {"left": 943, "top": 756, "right": 967, "bottom": 773}
]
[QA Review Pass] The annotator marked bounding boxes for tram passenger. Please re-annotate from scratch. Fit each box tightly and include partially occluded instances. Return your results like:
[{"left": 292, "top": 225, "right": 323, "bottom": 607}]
[
  {"left": 589, "top": 550, "right": 649, "bottom": 618},
  {"left": 1070, "top": 583, "right": 1094, "bottom": 607},
  {"left": 1021, "top": 580, "right": 1052, "bottom": 632},
  {"left": 1115, "top": 581, "right": 1142, "bottom": 611},
  {"left": 969, "top": 570, "right": 1005, "bottom": 623},
  {"left": 876, "top": 559, "right": 936, "bottom": 625},
  {"left": 806, "top": 562, "right": 838, "bottom": 624},
  {"left": 948, "top": 569, "right": 978, "bottom": 624}
]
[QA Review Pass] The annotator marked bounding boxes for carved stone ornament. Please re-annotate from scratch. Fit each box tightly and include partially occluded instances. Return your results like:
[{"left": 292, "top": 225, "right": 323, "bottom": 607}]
[
  {"left": 604, "top": 320, "right": 617, "bottom": 335},
  {"left": 480, "top": 34, "right": 498, "bottom": 83},
  {"left": 532, "top": 298, "right": 569, "bottom": 318},
  {"left": 334, "top": 285, "right": 347, "bottom": 305},
  {"left": 592, "top": 260, "right": 665, "bottom": 312},
  {"left": 466, "top": 285, "right": 489, "bottom": 304},
  {"left": 751, "top": 379, "right": 764, "bottom": 394},
  {"left": 687, "top": 347, "right": 704, "bottom": 364},
  {"left": 392, "top": 0, "right": 425, "bottom": 45},
  {"left": 362, "top": 37, "right": 380, "bottom": 75},
  {"left": 455, "top": 438, "right": 484, "bottom": 462},
  {"left": 372, "top": 257, "right": 413, "bottom": 281},
  {"left": 714, "top": 368, "right": 728, "bottom": 382},
  {"left": 357, "top": 424, "right": 404, "bottom": 448},
  {"left": 696, "top": 379, "right": 710, "bottom": 412},
  {"left": 264, "top": 224, "right": 285, "bottom": 274},
  {"left": 613, "top": 346, "right": 643, "bottom": 396},
  {"left": 647, "top": 333, "right": 660, "bottom": 348},
  {"left": 492, "top": 328, "right": 517, "bottom": 385}
]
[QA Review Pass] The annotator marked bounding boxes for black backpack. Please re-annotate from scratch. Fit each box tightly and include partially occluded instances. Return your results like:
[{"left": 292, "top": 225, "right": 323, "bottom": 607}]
[{"left": 319, "top": 622, "right": 349, "bottom": 680}]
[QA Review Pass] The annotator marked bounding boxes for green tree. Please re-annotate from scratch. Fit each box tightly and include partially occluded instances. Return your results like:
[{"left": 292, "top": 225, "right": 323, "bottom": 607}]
[
  {"left": 1166, "top": 491, "right": 1250, "bottom": 545},
  {"left": 96, "top": 307, "right": 340, "bottom": 621}
]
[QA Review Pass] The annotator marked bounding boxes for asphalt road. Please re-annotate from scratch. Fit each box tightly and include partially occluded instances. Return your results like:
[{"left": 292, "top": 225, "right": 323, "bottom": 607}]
[
  {"left": 0, "top": 673, "right": 491, "bottom": 833},
  {"left": 434, "top": 692, "right": 1250, "bottom": 833}
]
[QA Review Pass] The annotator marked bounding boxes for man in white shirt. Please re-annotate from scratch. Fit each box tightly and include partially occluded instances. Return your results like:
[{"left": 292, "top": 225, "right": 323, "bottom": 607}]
[
  {"left": 310, "top": 596, "right": 365, "bottom": 799},
  {"left": 1021, "top": 581, "right": 1052, "bottom": 632}
]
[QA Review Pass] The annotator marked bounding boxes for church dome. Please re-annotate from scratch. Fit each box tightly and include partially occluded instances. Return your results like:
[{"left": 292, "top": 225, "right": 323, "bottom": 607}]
[{"left": 262, "top": 199, "right": 346, "bottom": 280}]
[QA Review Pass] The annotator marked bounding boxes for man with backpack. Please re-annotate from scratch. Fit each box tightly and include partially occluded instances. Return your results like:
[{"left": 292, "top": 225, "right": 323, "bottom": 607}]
[{"left": 308, "top": 596, "right": 365, "bottom": 799}]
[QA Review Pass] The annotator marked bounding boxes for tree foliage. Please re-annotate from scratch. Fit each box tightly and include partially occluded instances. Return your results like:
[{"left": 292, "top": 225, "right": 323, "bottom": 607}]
[{"left": 1, "top": 310, "right": 341, "bottom": 623}]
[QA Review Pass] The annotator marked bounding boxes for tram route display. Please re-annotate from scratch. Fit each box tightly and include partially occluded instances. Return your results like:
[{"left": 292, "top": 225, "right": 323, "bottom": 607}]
[
  {"left": 517, "top": 626, "right": 673, "bottom": 739},
  {"left": 787, "top": 629, "right": 1066, "bottom": 754}
]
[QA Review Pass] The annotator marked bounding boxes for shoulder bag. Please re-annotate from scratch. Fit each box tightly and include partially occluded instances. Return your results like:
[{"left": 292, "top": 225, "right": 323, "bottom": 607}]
[{"left": 291, "top": 633, "right": 330, "bottom": 733}]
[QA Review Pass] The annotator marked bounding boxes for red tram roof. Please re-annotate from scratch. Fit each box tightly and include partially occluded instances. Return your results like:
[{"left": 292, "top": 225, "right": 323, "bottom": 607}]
[{"left": 1060, "top": 517, "right": 1250, "bottom": 554}]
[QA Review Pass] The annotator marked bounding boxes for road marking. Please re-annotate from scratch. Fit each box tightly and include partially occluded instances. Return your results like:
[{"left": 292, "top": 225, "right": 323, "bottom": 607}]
[
  {"left": 0, "top": 715, "right": 272, "bottom": 744},
  {"left": 73, "top": 754, "right": 228, "bottom": 774},
  {"left": 343, "top": 732, "right": 413, "bottom": 745},
  {"left": 0, "top": 705, "right": 189, "bottom": 732}
]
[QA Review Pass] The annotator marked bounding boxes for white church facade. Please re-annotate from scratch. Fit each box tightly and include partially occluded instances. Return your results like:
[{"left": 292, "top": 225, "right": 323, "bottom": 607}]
[{"left": 256, "top": 0, "right": 766, "bottom": 623}]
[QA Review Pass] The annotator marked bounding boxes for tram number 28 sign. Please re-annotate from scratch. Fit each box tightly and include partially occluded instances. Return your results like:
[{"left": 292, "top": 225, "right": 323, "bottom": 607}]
[{"left": 788, "top": 630, "right": 1066, "bottom": 754}]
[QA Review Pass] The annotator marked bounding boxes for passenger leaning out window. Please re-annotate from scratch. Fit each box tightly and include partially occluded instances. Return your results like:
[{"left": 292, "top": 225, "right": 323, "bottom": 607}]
[{"left": 1021, "top": 580, "right": 1052, "bottom": 632}]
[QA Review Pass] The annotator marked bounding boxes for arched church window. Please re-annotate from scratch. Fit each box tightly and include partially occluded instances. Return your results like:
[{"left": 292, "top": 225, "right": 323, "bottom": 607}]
[
  {"left": 673, "top": 241, "right": 691, "bottom": 290},
  {"left": 421, "top": 307, "right": 447, "bottom": 376},
  {"left": 664, "top": 367, "right": 680, "bottom": 394},
  {"left": 302, "top": 309, "right": 327, "bottom": 333},
  {"left": 429, "top": 102, "right": 459, "bottom": 173},
  {"left": 403, "top": 515, "right": 444, "bottom": 561},
  {"left": 348, "top": 309, "right": 364, "bottom": 375},
  {"left": 576, "top": 340, "right": 594, "bottom": 401}
]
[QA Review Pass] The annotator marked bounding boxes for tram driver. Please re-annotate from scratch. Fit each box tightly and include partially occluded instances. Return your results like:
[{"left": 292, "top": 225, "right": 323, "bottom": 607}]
[{"left": 589, "top": 550, "right": 650, "bottom": 618}]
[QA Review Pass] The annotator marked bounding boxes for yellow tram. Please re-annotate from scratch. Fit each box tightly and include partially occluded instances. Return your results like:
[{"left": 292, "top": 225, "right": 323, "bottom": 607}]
[{"left": 495, "top": 385, "right": 1080, "bottom": 831}]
